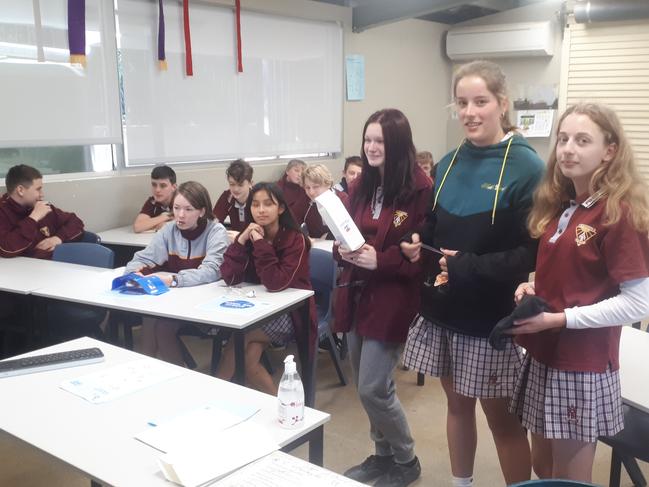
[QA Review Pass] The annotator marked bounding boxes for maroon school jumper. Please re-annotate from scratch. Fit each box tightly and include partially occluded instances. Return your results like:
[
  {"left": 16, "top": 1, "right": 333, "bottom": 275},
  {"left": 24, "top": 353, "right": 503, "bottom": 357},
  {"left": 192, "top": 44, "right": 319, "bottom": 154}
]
[
  {"left": 277, "top": 175, "right": 310, "bottom": 224},
  {"left": 517, "top": 197, "right": 649, "bottom": 373},
  {"left": 333, "top": 170, "right": 432, "bottom": 343},
  {"left": 303, "top": 189, "right": 349, "bottom": 238},
  {"left": 220, "top": 227, "right": 317, "bottom": 354},
  {"left": 0, "top": 193, "right": 84, "bottom": 259},
  {"left": 212, "top": 190, "right": 248, "bottom": 232}
]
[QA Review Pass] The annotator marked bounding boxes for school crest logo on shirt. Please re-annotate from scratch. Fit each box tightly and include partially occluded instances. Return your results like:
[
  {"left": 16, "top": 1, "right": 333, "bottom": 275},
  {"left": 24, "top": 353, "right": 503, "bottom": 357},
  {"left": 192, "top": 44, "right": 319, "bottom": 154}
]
[
  {"left": 39, "top": 226, "right": 51, "bottom": 238},
  {"left": 575, "top": 224, "right": 596, "bottom": 246},
  {"left": 393, "top": 210, "right": 408, "bottom": 228}
]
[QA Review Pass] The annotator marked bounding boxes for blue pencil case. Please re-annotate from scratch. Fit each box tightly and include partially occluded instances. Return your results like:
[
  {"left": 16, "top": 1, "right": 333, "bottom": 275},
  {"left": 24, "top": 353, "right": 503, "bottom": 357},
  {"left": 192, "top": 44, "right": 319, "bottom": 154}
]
[{"left": 111, "top": 273, "right": 169, "bottom": 295}]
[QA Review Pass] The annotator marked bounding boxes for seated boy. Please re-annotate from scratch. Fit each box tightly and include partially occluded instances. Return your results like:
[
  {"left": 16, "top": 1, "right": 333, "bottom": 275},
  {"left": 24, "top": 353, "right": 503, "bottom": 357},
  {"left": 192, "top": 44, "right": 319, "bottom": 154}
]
[
  {"left": 133, "top": 165, "right": 177, "bottom": 233},
  {"left": 0, "top": 164, "right": 84, "bottom": 259},
  {"left": 276, "top": 159, "right": 310, "bottom": 223},
  {"left": 302, "top": 163, "right": 349, "bottom": 239},
  {"left": 333, "top": 156, "right": 362, "bottom": 194},
  {"left": 212, "top": 159, "right": 253, "bottom": 242}
]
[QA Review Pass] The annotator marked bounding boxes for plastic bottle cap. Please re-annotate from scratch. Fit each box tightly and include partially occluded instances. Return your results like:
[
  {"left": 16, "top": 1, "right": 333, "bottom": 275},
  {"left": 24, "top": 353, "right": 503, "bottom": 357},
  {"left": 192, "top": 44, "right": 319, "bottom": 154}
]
[{"left": 284, "top": 354, "right": 296, "bottom": 373}]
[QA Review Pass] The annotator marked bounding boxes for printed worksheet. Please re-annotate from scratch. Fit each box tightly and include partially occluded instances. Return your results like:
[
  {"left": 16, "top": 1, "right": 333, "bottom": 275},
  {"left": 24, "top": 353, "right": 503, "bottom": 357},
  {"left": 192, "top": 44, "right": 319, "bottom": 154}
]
[{"left": 60, "top": 358, "right": 185, "bottom": 404}]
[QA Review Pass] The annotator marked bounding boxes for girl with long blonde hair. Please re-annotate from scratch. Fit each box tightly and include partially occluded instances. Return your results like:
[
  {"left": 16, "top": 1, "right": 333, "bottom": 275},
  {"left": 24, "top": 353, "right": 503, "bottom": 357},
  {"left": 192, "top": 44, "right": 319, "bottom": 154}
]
[{"left": 509, "top": 102, "right": 649, "bottom": 482}]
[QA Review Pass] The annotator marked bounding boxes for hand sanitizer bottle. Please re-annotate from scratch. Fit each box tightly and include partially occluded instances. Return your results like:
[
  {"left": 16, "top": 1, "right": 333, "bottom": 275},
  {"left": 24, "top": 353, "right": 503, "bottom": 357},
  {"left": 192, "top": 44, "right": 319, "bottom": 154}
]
[{"left": 277, "top": 355, "right": 304, "bottom": 429}]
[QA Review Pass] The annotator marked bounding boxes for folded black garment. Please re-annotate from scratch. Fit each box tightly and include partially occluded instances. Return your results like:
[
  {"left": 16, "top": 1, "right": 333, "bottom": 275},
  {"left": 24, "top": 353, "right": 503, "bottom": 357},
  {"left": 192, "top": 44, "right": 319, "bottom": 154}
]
[{"left": 488, "top": 295, "right": 550, "bottom": 351}]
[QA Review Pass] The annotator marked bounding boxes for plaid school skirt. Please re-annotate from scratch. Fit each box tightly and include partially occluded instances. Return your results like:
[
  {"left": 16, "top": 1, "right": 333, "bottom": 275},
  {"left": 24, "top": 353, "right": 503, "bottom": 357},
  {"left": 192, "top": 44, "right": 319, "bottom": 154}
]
[
  {"left": 509, "top": 354, "right": 624, "bottom": 443},
  {"left": 261, "top": 313, "right": 294, "bottom": 345},
  {"left": 403, "top": 315, "right": 524, "bottom": 398}
]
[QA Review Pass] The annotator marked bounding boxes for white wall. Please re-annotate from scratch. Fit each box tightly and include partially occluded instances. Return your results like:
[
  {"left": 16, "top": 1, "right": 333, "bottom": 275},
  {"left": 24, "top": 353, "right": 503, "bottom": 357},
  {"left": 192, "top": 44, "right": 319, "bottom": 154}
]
[
  {"left": 447, "top": 0, "right": 564, "bottom": 161},
  {"left": 2, "top": 0, "right": 451, "bottom": 232}
]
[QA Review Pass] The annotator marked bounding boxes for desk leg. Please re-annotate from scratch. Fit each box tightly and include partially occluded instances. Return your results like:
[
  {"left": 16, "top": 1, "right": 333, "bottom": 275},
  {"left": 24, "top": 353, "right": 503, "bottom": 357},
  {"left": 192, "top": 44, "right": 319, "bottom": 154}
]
[
  {"left": 90, "top": 480, "right": 102, "bottom": 487},
  {"left": 233, "top": 330, "right": 245, "bottom": 385},
  {"left": 308, "top": 425, "right": 324, "bottom": 466},
  {"left": 299, "top": 299, "right": 315, "bottom": 408},
  {"left": 280, "top": 425, "right": 324, "bottom": 467}
]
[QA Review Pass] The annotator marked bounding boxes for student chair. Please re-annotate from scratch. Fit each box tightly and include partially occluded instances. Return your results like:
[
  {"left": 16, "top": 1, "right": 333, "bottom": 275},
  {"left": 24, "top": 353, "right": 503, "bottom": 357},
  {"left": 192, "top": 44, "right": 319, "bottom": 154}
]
[
  {"left": 597, "top": 322, "right": 649, "bottom": 487},
  {"left": 80, "top": 231, "right": 101, "bottom": 243},
  {"left": 48, "top": 243, "right": 115, "bottom": 342},
  {"left": 309, "top": 247, "right": 347, "bottom": 387}
]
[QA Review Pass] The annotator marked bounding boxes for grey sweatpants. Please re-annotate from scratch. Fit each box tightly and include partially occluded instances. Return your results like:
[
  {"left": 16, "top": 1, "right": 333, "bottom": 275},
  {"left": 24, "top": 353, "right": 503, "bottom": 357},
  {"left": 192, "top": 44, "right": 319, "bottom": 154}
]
[{"left": 347, "top": 328, "right": 416, "bottom": 464}]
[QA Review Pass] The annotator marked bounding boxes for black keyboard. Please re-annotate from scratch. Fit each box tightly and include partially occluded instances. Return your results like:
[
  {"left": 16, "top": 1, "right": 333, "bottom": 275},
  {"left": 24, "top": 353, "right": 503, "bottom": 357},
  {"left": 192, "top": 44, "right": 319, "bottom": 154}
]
[{"left": 0, "top": 347, "right": 105, "bottom": 378}]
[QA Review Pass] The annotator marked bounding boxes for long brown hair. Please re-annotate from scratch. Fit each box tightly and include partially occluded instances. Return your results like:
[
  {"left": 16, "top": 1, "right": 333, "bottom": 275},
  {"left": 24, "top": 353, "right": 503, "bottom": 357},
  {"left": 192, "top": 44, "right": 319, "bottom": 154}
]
[
  {"left": 528, "top": 102, "right": 649, "bottom": 237},
  {"left": 355, "top": 108, "right": 417, "bottom": 209},
  {"left": 453, "top": 60, "right": 516, "bottom": 134}
]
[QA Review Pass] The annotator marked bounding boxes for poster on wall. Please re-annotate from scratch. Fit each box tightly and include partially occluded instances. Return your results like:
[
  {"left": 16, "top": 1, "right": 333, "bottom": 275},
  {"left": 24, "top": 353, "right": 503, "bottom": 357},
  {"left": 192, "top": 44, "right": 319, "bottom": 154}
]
[
  {"left": 513, "top": 83, "right": 558, "bottom": 138},
  {"left": 345, "top": 54, "right": 365, "bottom": 101},
  {"left": 517, "top": 109, "right": 555, "bottom": 138}
]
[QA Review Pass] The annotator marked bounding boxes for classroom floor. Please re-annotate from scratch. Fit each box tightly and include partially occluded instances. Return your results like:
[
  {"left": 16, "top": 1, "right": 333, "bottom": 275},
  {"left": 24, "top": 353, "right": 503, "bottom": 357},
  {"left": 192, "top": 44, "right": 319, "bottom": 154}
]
[{"left": 1, "top": 332, "right": 647, "bottom": 487}]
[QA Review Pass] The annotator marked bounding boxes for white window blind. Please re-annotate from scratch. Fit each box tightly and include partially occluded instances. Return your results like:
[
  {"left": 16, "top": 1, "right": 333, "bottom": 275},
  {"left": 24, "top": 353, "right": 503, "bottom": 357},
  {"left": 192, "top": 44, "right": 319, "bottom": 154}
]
[
  {"left": 117, "top": 0, "right": 343, "bottom": 166},
  {"left": 0, "top": 0, "right": 122, "bottom": 148},
  {"left": 561, "top": 19, "right": 649, "bottom": 179}
]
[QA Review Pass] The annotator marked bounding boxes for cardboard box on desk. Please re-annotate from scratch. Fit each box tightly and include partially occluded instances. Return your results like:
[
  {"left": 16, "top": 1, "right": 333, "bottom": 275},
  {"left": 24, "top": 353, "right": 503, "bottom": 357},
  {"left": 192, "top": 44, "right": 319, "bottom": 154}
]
[{"left": 315, "top": 190, "right": 364, "bottom": 251}]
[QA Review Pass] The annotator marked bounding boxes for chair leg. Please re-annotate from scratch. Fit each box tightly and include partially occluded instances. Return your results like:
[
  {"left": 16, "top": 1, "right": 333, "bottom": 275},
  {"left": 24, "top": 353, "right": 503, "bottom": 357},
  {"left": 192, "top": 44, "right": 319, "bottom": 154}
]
[
  {"left": 326, "top": 331, "right": 347, "bottom": 386},
  {"left": 621, "top": 455, "right": 647, "bottom": 487},
  {"left": 210, "top": 333, "right": 223, "bottom": 376},
  {"left": 609, "top": 450, "right": 622, "bottom": 487},
  {"left": 417, "top": 372, "right": 425, "bottom": 386},
  {"left": 339, "top": 333, "right": 348, "bottom": 360},
  {"left": 176, "top": 336, "right": 197, "bottom": 369}
]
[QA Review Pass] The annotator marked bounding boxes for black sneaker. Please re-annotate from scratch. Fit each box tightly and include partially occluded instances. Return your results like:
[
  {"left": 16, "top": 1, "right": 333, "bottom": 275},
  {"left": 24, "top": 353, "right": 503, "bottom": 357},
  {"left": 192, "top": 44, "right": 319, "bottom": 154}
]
[
  {"left": 374, "top": 456, "right": 421, "bottom": 487},
  {"left": 343, "top": 455, "right": 394, "bottom": 483}
]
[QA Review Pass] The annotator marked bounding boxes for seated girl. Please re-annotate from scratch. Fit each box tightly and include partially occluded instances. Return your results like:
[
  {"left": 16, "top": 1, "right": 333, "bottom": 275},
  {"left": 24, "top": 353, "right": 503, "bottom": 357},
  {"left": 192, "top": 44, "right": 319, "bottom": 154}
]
[
  {"left": 216, "top": 182, "right": 316, "bottom": 394},
  {"left": 125, "top": 181, "right": 229, "bottom": 365}
]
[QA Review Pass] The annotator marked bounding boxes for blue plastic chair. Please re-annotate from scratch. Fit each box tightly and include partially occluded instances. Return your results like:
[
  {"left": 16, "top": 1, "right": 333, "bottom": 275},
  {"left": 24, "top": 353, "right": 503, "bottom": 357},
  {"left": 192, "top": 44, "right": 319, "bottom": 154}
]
[
  {"left": 509, "top": 480, "right": 599, "bottom": 486},
  {"left": 52, "top": 242, "right": 114, "bottom": 268},
  {"left": 597, "top": 321, "right": 649, "bottom": 487},
  {"left": 80, "top": 231, "right": 101, "bottom": 243},
  {"left": 309, "top": 247, "right": 347, "bottom": 386},
  {"left": 48, "top": 243, "right": 115, "bottom": 342}
]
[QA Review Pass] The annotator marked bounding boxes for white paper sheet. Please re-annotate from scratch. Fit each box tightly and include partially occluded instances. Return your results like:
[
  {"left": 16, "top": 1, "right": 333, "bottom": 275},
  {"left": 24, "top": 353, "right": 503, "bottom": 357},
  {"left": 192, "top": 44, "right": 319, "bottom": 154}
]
[
  {"left": 214, "top": 451, "right": 364, "bottom": 486},
  {"left": 157, "top": 421, "right": 278, "bottom": 487},
  {"left": 135, "top": 401, "right": 261, "bottom": 453},
  {"left": 60, "top": 358, "right": 185, "bottom": 404}
]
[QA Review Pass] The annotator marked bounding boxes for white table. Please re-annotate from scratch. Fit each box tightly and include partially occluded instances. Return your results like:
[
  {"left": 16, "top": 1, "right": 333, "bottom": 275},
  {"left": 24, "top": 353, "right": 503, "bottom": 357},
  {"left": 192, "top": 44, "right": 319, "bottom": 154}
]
[
  {"left": 0, "top": 337, "right": 330, "bottom": 487},
  {"left": 97, "top": 225, "right": 154, "bottom": 248},
  {"left": 0, "top": 256, "right": 109, "bottom": 295},
  {"left": 0, "top": 257, "right": 112, "bottom": 347},
  {"left": 311, "top": 239, "right": 334, "bottom": 253},
  {"left": 619, "top": 325, "right": 649, "bottom": 414},
  {"left": 32, "top": 269, "right": 316, "bottom": 404}
]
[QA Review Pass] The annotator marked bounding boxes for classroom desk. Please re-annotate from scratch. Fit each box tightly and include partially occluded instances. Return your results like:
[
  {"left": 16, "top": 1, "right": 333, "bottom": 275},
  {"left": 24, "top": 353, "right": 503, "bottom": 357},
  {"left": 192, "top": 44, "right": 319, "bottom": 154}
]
[
  {"left": 97, "top": 226, "right": 155, "bottom": 267},
  {"left": 0, "top": 337, "right": 330, "bottom": 487},
  {"left": 0, "top": 256, "right": 109, "bottom": 295},
  {"left": 311, "top": 239, "right": 334, "bottom": 253},
  {"left": 97, "top": 225, "right": 154, "bottom": 248},
  {"left": 619, "top": 325, "right": 649, "bottom": 414},
  {"left": 32, "top": 269, "right": 316, "bottom": 404},
  {"left": 0, "top": 257, "right": 112, "bottom": 347}
]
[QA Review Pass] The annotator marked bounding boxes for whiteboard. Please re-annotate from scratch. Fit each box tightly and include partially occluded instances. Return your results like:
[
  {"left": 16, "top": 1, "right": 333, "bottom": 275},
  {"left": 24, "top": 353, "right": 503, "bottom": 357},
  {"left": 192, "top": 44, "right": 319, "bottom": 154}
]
[
  {"left": 0, "top": 0, "right": 122, "bottom": 148},
  {"left": 118, "top": 0, "right": 343, "bottom": 165}
]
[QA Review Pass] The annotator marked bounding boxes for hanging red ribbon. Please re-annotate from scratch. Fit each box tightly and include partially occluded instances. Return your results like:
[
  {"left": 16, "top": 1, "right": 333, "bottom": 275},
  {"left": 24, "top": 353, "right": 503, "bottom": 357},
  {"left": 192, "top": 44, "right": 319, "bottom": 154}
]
[
  {"left": 235, "top": 0, "right": 243, "bottom": 73},
  {"left": 183, "top": 0, "right": 193, "bottom": 76}
]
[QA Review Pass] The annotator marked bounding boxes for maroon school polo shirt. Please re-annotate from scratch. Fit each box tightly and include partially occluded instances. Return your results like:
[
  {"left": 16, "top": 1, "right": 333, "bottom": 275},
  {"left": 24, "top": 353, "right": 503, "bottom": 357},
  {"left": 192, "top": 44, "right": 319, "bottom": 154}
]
[
  {"left": 139, "top": 197, "right": 169, "bottom": 217},
  {"left": 517, "top": 195, "right": 649, "bottom": 372}
]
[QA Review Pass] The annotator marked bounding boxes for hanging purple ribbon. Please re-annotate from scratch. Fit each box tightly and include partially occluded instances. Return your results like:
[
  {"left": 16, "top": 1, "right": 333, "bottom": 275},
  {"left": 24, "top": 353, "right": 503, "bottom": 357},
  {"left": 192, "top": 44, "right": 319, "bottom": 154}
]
[
  {"left": 158, "top": 0, "right": 167, "bottom": 70},
  {"left": 67, "top": 0, "right": 86, "bottom": 66}
]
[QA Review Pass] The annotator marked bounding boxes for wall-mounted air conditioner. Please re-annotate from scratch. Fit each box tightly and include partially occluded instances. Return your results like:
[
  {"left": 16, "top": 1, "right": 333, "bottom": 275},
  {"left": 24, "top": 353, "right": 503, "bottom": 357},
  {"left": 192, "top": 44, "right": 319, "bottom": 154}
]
[{"left": 446, "top": 21, "right": 554, "bottom": 60}]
